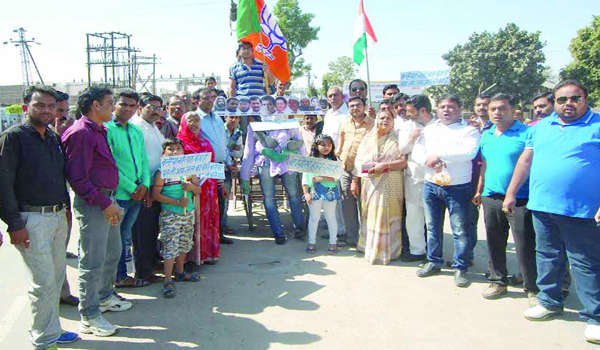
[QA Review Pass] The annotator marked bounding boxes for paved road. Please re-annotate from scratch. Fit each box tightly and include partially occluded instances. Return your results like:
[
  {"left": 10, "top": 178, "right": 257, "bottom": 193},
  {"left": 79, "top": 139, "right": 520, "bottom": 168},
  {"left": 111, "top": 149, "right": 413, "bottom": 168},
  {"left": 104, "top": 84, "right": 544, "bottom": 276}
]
[{"left": 0, "top": 202, "right": 595, "bottom": 349}]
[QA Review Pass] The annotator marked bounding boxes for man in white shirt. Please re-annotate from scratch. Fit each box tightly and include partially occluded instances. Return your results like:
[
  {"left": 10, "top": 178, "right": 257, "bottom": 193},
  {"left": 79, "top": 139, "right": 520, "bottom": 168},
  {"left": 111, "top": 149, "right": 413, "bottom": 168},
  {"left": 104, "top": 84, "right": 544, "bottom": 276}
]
[
  {"left": 412, "top": 95, "right": 480, "bottom": 287},
  {"left": 130, "top": 94, "right": 165, "bottom": 284},
  {"left": 392, "top": 93, "right": 410, "bottom": 134},
  {"left": 321, "top": 86, "right": 348, "bottom": 146},
  {"left": 398, "top": 95, "right": 436, "bottom": 262}
]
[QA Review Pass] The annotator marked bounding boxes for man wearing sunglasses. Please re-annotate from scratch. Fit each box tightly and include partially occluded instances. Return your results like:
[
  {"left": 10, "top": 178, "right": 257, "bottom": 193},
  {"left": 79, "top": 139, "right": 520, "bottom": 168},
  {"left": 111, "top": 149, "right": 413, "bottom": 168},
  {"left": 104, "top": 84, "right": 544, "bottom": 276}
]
[
  {"left": 503, "top": 80, "right": 600, "bottom": 345},
  {"left": 349, "top": 79, "right": 376, "bottom": 118},
  {"left": 131, "top": 94, "right": 166, "bottom": 286}
]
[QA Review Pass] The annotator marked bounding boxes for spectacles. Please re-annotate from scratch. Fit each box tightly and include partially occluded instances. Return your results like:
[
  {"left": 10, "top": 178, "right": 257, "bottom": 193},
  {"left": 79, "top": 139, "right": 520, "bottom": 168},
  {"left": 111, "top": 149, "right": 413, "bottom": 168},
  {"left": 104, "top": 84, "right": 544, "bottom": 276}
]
[
  {"left": 351, "top": 87, "right": 365, "bottom": 92},
  {"left": 556, "top": 95, "right": 582, "bottom": 105}
]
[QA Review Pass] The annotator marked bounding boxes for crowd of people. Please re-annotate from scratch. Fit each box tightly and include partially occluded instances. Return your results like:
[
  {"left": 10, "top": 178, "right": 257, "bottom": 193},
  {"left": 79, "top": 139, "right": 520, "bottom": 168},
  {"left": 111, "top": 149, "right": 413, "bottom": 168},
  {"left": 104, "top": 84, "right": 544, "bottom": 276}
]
[{"left": 0, "top": 40, "right": 599, "bottom": 349}]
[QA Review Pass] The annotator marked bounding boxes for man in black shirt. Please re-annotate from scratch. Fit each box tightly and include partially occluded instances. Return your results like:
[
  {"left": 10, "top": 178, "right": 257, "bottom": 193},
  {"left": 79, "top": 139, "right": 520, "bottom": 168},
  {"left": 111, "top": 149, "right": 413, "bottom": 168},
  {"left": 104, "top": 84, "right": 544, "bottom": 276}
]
[{"left": 0, "top": 85, "right": 80, "bottom": 348}]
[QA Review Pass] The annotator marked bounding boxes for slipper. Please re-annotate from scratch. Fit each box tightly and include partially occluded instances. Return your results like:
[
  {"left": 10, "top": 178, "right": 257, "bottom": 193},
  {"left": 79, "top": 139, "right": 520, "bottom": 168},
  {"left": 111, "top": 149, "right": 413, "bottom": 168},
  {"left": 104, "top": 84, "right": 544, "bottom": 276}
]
[
  {"left": 173, "top": 271, "right": 201, "bottom": 282},
  {"left": 162, "top": 282, "right": 176, "bottom": 298},
  {"left": 328, "top": 246, "right": 337, "bottom": 255},
  {"left": 115, "top": 276, "right": 148, "bottom": 288},
  {"left": 306, "top": 245, "right": 315, "bottom": 254}
]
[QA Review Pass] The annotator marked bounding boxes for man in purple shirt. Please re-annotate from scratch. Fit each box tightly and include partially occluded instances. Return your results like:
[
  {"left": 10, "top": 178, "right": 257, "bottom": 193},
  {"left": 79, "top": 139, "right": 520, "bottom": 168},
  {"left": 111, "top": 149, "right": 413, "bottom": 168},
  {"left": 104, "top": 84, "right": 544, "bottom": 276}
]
[
  {"left": 240, "top": 124, "right": 306, "bottom": 244},
  {"left": 61, "top": 87, "right": 132, "bottom": 337}
]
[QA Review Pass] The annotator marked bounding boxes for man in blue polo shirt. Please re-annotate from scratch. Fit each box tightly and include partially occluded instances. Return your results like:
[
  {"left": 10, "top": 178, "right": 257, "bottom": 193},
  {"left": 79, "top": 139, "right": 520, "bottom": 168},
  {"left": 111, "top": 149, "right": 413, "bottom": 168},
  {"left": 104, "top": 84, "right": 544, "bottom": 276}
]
[
  {"left": 473, "top": 93, "right": 537, "bottom": 302},
  {"left": 503, "top": 80, "right": 600, "bottom": 345}
]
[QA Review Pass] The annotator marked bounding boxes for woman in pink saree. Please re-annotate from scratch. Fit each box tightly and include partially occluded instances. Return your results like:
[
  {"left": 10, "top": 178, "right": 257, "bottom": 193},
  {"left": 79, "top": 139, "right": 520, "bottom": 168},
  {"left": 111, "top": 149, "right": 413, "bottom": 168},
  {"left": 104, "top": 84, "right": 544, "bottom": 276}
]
[
  {"left": 353, "top": 110, "right": 407, "bottom": 264},
  {"left": 177, "top": 112, "right": 220, "bottom": 265}
]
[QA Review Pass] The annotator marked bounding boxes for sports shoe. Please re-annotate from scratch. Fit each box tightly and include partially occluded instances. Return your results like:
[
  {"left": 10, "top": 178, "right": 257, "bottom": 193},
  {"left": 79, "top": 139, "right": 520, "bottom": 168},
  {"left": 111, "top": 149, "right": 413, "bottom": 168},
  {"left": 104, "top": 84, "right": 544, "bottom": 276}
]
[
  {"left": 99, "top": 293, "right": 132, "bottom": 313},
  {"left": 57, "top": 331, "right": 80, "bottom": 344},
  {"left": 585, "top": 324, "right": 600, "bottom": 344},
  {"left": 454, "top": 269, "right": 470, "bottom": 288},
  {"left": 416, "top": 262, "right": 441, "bottom": 277},
  {"left": 524, "top": 304, "right": 563, "bottom": 321},
  {"left": 79, "top": 315, "right": 118, "bottom": 337},
  {"left": 482, "top": 283, "right": 507, "bottom": 299}
]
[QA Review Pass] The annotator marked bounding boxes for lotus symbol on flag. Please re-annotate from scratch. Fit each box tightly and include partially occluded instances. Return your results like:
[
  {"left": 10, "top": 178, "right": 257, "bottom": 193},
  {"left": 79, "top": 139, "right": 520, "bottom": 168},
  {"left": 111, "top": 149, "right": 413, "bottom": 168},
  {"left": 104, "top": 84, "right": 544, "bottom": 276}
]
[{"left": 257, "top": 5, "right": 288, "bottom": 60}]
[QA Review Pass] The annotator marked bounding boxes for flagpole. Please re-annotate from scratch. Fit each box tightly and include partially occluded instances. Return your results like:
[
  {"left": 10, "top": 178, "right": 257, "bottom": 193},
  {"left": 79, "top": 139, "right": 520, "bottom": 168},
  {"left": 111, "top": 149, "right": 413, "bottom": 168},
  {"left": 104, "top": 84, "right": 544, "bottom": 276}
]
[
  {"left": 363, "top": 0, "right": 373, "bottom": 106},
  {"left": 364, "top": 40, "right": 373, "bottom": 106},
  {"left": 246, "top": 4, "right": 269, "bottom": 93}
]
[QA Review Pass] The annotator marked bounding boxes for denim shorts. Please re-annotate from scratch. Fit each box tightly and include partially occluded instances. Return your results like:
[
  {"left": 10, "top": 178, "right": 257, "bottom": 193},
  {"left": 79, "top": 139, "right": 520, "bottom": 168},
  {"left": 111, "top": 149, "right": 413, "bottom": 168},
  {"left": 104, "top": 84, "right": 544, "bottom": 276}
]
[{"left": 311, "top": 182, "right": 341, "bottom": 202}]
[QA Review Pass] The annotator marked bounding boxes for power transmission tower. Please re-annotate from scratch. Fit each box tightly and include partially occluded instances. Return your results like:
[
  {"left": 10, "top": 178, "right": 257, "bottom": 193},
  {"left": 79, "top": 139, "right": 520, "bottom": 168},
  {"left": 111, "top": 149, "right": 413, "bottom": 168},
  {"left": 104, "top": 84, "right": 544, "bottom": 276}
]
[
  {"left": 3, "top": 28, "right": 44, "bottom": 86},
  {"left": 86, "top": 31, "right": 140, "bottom": 88}
]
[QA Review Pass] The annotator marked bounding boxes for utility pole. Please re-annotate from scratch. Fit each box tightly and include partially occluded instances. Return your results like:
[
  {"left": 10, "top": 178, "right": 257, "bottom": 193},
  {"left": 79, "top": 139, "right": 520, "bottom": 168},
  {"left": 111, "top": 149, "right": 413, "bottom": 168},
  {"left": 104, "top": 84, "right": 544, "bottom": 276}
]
[
  {"left": 152, "top": 54, "right": 156, "bottom": 94},
  {"left": 4, "top": 28, "right": 44, "bottom": 86}
]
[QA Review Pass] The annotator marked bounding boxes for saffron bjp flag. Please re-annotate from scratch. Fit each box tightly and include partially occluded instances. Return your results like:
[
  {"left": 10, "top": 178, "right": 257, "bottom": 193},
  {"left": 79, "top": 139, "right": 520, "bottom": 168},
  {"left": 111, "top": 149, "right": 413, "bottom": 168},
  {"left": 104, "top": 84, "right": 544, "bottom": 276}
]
[
  {"left": 353, "top": 0, "right": 378, "bottom": 65},
  {"left": 236, "top": 0, "right": 291, "bottom": 83}
]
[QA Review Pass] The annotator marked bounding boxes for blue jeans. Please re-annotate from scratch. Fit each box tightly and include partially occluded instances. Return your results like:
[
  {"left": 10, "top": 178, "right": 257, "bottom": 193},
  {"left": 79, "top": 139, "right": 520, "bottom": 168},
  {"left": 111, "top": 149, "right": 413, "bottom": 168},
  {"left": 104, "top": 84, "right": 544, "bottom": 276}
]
[
  {"left": 257, "top": 163, "right": 305, "bottom": 238},
  {"left": 532, "top": 211, "right": 600, "bottom": 325},
  {"left": 116, "top": 199, "right": 142, "bottom": 282},
  {"left": 423, "top": 181, "right": 473, "bottom": 270}
]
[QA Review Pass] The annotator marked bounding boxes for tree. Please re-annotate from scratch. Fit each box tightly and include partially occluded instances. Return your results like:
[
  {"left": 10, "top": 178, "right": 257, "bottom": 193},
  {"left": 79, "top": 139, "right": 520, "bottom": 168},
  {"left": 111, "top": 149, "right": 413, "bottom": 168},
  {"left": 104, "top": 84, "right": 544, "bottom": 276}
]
[
  {"left": 428, "top": 23, "right": 547, "bottom": 108},
  {"left": 5, "top": 105, "right": 23, "bottom": 115},
  {"left": 274, "top": 0, "right": 320, "bottom": 80},
  {"left": 560, "top": 15, "right": 600, "bottom": 106},
  {"left": 320, "top": 56, "right": 357, "bottom": 95}
]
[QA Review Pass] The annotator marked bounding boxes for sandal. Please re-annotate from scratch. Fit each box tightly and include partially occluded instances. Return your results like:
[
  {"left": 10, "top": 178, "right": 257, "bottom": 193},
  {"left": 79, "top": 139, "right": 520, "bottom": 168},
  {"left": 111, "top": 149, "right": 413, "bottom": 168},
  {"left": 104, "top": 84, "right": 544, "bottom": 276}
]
[
  {"left": 222, "top": 226, "right": 237, "bottom": 235},
  {"left": 115, "top": 276, "right": 149, "bottom": 288},
  {"left": 173, "top": 271, "right": 201, "bottom": 282},
  {"left": 328, "top": 245, "right": 337, "bottom": 255},
  {"left": 306, "top": 245, "right": 315, "bottom": 254},
  {"left": 162, "top": 282, "right": 176, "bottom": 298}
]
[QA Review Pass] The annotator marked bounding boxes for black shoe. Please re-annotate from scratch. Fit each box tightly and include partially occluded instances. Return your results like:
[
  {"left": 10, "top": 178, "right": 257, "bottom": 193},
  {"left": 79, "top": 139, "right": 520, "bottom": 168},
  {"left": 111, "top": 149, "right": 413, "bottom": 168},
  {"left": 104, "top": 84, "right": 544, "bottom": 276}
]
[
  {"left": 275, "top": 237, "right": 286, "bottom": 245},
  {"left": 508, "top": 274, "right": 523, "bottom": 286},
  {"left": 66, "top": 252, "right": 78, "bottom": 259},
  {"left": 292, "top": 229, "right": 305, "bottom": 240},
  {"left": 60, "top": 295, "right": 80, "bottom": 306},
  {"left": 220, "top": 235, "right": 234, "bottom": 244},
  {"left": 416, "top": 262, "right": 441, "bottom": 277},
  {"left": 401, "top": 253, "right": 427, "bottom": 262},
  {"left": 454, "top": 269, "right": 470, "bottom": 288}
]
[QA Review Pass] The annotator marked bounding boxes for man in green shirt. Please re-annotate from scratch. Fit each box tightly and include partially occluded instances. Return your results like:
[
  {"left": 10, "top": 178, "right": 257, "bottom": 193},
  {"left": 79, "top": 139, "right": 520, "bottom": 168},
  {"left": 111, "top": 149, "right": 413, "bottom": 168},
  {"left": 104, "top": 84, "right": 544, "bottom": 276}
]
[{"left": 105, "top": 90, "right": 151, "bottom": 287}]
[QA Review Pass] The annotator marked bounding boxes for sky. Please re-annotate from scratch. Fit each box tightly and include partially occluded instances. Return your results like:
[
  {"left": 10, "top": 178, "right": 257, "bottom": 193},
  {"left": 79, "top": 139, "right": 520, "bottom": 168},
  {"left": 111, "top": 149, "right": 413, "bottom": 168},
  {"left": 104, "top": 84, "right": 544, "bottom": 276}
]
[{"left": 0, "top": 0, "right": 598, "bottom": 91}]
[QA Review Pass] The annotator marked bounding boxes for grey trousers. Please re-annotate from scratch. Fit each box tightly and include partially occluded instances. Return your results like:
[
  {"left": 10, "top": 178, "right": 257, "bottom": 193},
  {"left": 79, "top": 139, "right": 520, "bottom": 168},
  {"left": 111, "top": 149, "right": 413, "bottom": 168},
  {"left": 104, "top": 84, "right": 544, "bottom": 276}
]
[
  {"left": 73, "top": 195, "right": 121, "bottom": 321},
  {"left": 340, "top": 170, "right": 360, "bottom": 245},
  {"left": 16, "top": 210, "right": 68, "bottom": 349},
  {"left": 60, "top": 216, "right": 73, "bottom": 299}
]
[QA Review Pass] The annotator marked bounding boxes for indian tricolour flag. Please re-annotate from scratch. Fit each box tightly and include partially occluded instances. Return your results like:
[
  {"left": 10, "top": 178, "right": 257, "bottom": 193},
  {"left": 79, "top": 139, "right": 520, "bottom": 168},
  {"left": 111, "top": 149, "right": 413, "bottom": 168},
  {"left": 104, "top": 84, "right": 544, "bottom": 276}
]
[{"left": 353, "top": 0, "right": 378, "bottom": 66}]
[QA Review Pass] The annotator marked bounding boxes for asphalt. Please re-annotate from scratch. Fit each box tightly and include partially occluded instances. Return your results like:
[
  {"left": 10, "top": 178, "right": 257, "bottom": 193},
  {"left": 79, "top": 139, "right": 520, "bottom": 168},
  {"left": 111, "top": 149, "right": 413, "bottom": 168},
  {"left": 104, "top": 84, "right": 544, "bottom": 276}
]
[{"left": 0, "top": 200, "right": 596, "bottom": 350}]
